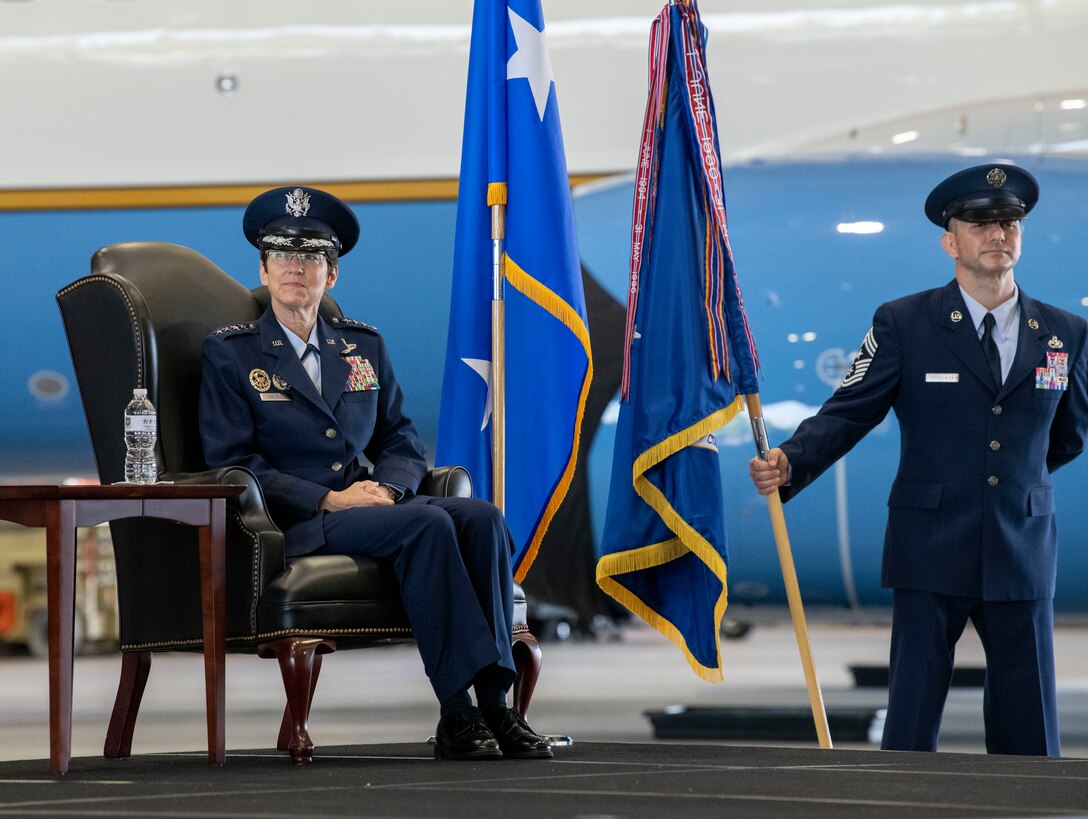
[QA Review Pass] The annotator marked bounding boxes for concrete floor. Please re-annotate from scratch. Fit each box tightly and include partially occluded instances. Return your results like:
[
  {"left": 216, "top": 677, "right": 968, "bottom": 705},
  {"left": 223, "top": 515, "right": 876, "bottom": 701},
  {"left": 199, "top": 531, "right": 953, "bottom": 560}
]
[{"left": 3, "top": 617, "right": 1087, "bottom": 764}]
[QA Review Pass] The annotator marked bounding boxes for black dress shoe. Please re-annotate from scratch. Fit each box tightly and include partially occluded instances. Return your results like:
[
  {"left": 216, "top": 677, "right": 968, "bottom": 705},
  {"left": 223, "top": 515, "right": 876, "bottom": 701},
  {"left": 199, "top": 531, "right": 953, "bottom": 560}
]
[
  {"left": 434, "top": 707, "right": 503, "bottom": 761},
  {"left": 483, "top": 708, "right": 554, "bottom": 760}
]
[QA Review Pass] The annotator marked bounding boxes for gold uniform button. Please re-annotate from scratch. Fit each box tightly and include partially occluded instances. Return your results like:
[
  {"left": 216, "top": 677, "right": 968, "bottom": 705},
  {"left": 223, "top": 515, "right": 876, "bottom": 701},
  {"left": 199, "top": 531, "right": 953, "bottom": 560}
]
[
  {"left": 989, "top": 440, "right": 1001, "bottom": 451},
  {"left": 992, "top": 405, "right": 1003, "bottom": 415},
  {"left": 325, "top": 428, "right": 337, "bottom": 438},
  {"left": 987, "top": 475, "right": 999, "bottom": 487},
  {"left": 331, "top": 462, "right": 342, "bottom": 472}
]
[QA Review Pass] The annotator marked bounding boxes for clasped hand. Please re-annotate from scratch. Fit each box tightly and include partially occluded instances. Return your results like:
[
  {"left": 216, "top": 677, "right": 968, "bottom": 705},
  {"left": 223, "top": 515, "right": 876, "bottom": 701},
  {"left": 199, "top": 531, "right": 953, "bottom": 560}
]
[{"left": 319, "top": 480, "right": 396, "bottom": 511}]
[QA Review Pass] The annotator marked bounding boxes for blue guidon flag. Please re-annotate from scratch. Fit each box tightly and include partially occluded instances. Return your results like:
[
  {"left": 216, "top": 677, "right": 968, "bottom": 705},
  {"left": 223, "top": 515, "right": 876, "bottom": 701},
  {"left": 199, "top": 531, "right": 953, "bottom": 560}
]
[
  {"left": 437, "top": 0, "right": 592, "bottom": 581},
  {"left": 597, "top": 0, "right": 760, "bottom": 681}
]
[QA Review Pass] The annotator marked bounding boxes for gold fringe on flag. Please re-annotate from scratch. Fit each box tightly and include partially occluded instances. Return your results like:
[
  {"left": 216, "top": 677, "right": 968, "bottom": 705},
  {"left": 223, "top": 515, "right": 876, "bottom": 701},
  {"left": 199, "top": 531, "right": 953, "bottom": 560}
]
[
  {"left": 504, "top": 253, "right": 593, "bottom": 582},
  {"left": 596, "top": 396, "right": 745, "bottom": 681}
]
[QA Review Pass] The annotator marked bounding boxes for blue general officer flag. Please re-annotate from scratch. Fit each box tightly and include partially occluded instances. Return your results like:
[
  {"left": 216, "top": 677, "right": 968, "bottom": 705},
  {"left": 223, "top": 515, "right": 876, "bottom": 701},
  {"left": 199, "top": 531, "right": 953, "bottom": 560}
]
[
  {"left": 437, "top": 0, "right": 592, "bottom": 581},
  {"left": 597, "top": 0, "right": 759, "bottom": 681}
]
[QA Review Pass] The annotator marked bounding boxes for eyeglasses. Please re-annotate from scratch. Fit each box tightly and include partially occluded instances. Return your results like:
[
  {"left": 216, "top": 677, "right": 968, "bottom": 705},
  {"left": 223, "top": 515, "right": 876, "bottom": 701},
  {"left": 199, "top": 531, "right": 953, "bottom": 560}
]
[{"left": 265, "top": 251, "right": 327, "bottom": 268}]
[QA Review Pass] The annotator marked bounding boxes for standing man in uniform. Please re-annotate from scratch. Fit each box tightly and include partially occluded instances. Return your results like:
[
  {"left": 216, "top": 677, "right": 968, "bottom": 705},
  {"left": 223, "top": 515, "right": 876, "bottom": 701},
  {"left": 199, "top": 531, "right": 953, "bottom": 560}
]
[
  {"left": 199, "top": 186, "right": 552, "bottom": 760},
  {"left": 749, "top": 164, "right": 1088, "bottom": 755}
]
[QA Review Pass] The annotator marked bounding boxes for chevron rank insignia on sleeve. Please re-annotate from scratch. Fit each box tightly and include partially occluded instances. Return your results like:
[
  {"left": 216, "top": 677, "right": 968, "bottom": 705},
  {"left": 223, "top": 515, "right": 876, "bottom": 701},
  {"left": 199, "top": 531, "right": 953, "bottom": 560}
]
[{"left": 841, "top": 327, "right": 877, "bottom": 388}]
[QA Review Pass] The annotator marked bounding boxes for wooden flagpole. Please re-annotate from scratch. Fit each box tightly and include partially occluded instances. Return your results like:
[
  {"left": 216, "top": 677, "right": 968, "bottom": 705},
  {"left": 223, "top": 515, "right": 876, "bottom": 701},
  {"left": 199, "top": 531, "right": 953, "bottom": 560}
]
[
  {"left": 744, "top": 392, "right": 832, "bottom": 749},
  {"left": 491, "top": 202, "right": 506, "bottom": 513}
]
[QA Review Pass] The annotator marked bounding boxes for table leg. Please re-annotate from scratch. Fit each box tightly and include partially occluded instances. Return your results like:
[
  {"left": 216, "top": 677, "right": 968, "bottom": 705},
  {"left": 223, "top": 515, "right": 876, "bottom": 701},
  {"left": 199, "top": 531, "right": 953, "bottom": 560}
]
[
  {"left": 45, "top": 500, "right": 77, "bottom": 776},
  {"left": 197, "top": 499, "right": 227, "bottom": 766}
]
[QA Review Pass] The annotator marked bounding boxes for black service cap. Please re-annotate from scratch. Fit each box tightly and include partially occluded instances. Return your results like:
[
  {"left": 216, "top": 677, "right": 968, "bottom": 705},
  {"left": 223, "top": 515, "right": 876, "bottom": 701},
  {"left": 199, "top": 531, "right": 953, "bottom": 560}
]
[
  {"left": 924, "top": 164, "right": 1038, "bottom": 228},
  {"left": 243, "top": 186, "right": 360, "bottom": 257}
]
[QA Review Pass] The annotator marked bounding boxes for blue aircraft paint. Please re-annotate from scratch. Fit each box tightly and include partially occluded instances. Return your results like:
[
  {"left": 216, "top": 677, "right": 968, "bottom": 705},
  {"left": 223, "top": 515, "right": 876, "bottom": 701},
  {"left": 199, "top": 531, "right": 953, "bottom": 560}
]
[
  {"left": 5, "top": 154, "right": 1087, "bottom": 610},
  {"left": 2, "top": 199, "right": 456, "bottom": 475},
  {"left": 575, "top": 155, "right": 1088, "bottom": 611}
]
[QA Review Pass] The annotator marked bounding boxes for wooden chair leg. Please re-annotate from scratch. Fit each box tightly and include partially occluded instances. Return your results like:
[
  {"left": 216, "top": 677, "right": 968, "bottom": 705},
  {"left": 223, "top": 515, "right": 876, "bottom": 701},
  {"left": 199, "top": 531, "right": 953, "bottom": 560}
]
[
  {"left": 258, "top": 637, "right": 335, "bottom": 764},
  {"left": 104, "top": 651, "right": 152, "bottom": 759},
  {"left": 511, "top": 630, "right": 542, "bottom": 718},
  {"left": 276, "top": 653, "right": 324, "bottom": 752}
]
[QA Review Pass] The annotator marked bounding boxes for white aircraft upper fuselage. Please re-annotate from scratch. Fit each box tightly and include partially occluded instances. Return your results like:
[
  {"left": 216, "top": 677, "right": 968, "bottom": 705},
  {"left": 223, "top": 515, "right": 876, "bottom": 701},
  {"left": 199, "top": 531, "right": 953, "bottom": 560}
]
[{"left": 2, "top": 0, "right": 1087, "bottom": 190}]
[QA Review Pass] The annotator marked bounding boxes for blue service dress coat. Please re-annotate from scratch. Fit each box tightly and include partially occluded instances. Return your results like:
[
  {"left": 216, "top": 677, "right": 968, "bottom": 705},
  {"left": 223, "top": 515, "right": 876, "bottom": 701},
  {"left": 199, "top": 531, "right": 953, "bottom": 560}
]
[
  {"left": 198, "top": 307, "right": 516, "bottom": 702},
  {"left": 780, "top": 279, "right": 1088, "bottom": 602},
  {"left": 778, "top": 279, "right": 1088, "bottom": 754},
  {"left": 199, "top": 308, "right": 428, "bottom": 555}
]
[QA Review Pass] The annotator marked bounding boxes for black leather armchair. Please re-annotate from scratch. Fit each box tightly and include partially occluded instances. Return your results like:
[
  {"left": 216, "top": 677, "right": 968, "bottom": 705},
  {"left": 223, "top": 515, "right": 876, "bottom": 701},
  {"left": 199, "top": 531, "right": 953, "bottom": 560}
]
[{"left": 56, "top": 241, "right": 541, "bottom": 764}]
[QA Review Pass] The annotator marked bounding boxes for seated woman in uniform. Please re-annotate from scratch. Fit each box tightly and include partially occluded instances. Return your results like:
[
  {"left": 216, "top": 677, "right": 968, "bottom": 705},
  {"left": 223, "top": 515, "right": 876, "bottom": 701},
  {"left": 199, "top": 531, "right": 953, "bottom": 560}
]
[{"left": 198, "top": 185, "right": 552, "bottom": 761}]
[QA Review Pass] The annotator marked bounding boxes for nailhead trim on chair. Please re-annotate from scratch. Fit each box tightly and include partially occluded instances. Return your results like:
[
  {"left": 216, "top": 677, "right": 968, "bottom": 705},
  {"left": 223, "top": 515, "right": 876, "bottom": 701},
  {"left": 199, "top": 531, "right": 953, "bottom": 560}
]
[
  {"left": 120, "top": 626, "right": 415, "bottom": 652},
  {"left": 120, "top": 636, "right": 258, "bottom": 651},
  {"left": 56, "top": 275, "right": 145, "bottom": 387},
  {"left": 233, "top": 509, "right": 260, "bottom": 635},
  {"left": 255, "top": 626, "right": 414, "bottom": 639},
  {"left": 121, "top": 625, "right": 529, "bottom": 652}
]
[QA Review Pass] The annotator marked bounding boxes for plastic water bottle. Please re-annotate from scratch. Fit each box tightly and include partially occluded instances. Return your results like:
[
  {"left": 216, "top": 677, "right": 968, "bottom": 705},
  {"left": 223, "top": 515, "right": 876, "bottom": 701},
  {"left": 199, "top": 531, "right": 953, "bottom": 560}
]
[{"left": 123, "top": 388, "right": 159, "bottom": 484}]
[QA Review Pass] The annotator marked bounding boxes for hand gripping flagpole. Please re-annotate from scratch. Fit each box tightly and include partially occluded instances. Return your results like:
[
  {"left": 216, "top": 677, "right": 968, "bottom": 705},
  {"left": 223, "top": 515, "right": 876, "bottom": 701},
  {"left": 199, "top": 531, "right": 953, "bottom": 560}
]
[
  {"left": 745, "top": 392, "right": 832, "bottom": 749},
  {"left": 490, "top": 200, "right": 506, "bottom": 514}
]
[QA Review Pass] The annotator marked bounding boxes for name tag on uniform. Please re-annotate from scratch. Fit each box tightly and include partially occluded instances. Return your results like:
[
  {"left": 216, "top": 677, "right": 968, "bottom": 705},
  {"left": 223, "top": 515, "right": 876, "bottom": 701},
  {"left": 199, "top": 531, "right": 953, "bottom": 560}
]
[
  {"left": 926, "top": 373, "right": 959, "bottom": 383},
  {"left": 260, "top": 392, "right": 292, "bottom": 402}
]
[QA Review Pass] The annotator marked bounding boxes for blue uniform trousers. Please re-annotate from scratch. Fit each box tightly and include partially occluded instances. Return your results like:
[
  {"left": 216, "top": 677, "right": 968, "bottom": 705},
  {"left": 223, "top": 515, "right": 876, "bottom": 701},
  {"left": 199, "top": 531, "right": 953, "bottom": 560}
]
[
  {"left": 315, "top": 495, "right": 516, "bottom": 703},
  {"left": 882, "top": 589, "right": 1058, "bottom": 756}
]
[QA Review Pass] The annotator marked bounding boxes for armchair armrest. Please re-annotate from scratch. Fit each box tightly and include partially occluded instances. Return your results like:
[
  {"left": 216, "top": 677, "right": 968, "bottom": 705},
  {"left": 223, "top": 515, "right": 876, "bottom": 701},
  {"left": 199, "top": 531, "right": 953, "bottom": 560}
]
[
  {"left": 419, "top": 465, "right": 472, "bottom": 499},
  {"left": 162, "top": 466, "right": 277, "bottom": 530}
]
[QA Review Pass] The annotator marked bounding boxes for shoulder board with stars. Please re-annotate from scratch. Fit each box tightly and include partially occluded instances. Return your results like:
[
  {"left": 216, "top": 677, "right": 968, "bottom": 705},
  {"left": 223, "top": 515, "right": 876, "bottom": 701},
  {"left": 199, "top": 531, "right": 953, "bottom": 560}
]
[
  {"left": 213, "top": 322, "right": 258, "bottom": 337},
  {"left": 330, "top": 316, "right": 380, "bottom": 334}
]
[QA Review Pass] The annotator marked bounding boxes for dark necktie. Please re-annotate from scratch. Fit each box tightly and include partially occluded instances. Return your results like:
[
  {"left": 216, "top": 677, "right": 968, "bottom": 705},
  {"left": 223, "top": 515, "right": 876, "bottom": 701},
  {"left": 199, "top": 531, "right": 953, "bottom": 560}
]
[
  {"left": 302, "top": 343, "right": 321, "bottom": 388},
  {"left": 980, "top": 312, "right": 1002, "bottom": 390}
]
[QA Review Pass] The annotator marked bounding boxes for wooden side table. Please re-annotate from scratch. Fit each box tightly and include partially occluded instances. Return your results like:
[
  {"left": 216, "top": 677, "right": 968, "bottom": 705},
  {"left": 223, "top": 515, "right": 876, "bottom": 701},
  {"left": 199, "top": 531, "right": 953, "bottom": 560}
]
[{"left": 0, "top": 484, "right": 244, "bottom": 775}]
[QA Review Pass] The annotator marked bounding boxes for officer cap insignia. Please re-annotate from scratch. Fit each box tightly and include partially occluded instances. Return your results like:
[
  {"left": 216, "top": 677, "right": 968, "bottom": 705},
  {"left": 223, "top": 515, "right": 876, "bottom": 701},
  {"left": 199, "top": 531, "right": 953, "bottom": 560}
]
[
  {"left": 271, "top": 374, "right": 290, "bottom": 392},
  {"left": 1048, "top": 336, "right": 1064, "bottom": 349},
  {"left": 1028, "top": 318, "right": 1040, "bottom": 330},
  {"left": 986, "top": 168, "right": 1007, "bottom": 187},
  {"left": 250, "top": 369, "right": 271, "bottom": 392},
  {"left": 285, "top": 188, "right": 311, "bottom": 217},
  {"left": 950, "top": 310, "right": 963, "bottom": 322}
]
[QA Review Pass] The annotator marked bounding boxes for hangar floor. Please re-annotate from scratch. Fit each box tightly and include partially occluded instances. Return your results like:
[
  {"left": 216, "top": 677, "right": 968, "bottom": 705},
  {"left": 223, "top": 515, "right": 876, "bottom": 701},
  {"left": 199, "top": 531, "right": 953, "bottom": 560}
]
[{"left": 1, "top": 619, "right": 1087, "bottom": 817}]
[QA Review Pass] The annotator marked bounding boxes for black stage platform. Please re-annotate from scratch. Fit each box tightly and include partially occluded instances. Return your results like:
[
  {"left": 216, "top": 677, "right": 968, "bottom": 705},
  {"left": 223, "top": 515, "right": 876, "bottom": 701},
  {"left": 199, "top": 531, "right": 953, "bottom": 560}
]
[{"left": 1, "top": 742, "right": 1086, "bottom": 818}]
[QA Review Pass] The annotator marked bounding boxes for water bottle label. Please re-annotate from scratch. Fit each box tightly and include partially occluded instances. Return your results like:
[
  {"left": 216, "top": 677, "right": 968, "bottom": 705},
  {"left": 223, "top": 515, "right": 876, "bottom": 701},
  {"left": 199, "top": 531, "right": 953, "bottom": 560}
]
[{"left": 124, "top": 413, "right": 156, "bottom": 432}]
